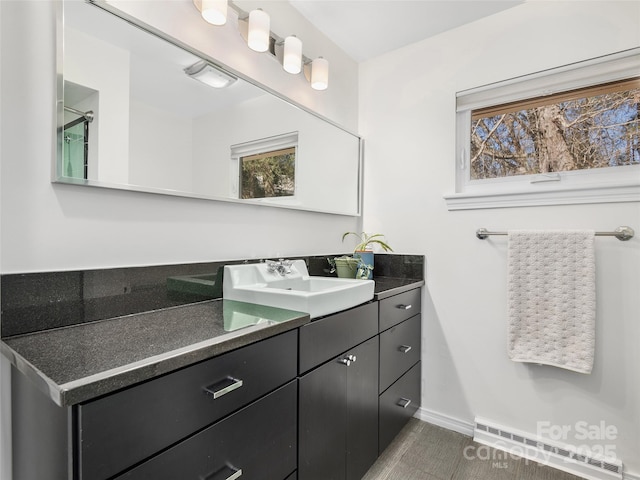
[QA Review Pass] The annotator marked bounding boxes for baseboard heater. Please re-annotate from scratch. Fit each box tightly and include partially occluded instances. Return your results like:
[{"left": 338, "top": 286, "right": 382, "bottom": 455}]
[{"left": 473, "top": 417, "right": 623, "bottom": 480}]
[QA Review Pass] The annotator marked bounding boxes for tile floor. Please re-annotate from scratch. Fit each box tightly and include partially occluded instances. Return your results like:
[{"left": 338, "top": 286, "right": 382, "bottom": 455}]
[{"left": 362, "top": 419, "right": 583, "bottom": 480}]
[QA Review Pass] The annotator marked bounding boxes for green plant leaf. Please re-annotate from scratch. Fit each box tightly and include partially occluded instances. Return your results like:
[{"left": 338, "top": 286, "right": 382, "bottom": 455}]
[{"left": 341, "top": 231, "right": 393, "bottom": 252}]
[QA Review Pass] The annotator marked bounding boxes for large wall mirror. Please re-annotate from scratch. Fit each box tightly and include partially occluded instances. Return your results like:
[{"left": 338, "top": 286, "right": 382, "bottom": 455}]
[{"left": 56, "top": 0, "right": 361, "bottom": 216}]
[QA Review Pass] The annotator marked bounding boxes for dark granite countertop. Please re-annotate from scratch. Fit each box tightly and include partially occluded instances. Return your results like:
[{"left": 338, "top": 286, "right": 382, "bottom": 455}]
[
  {"left": 1, "top": 300, "right": 309, "bottom": 406},
  {"left": 1, "top": 267, "right": 424, "bottom": 408}
]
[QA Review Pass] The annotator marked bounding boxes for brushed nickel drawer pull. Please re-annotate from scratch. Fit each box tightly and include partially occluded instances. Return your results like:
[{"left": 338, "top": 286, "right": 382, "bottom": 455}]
[
  {"left": 225, "top": 469, "right": 243, "bottom": 480},
  {"left": 397, "top": 304, "right": 412, "bottom": 310},
  {"left": 397, "top": 397, "right": 412, "bottom": 409},
  {"left": 204, "top": 465, "right": 243, "bottom": 480},
  {"left": 399, "top": 345, "right": 412, "bottom": 354},
  {"left": 204, "top": 377, "right": 244, "bottom": 399}
]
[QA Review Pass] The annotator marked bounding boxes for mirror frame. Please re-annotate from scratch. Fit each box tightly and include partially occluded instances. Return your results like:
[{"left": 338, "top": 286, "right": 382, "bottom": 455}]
[{"left": 54, "top": 0, "right": 363, "bottom": 216}]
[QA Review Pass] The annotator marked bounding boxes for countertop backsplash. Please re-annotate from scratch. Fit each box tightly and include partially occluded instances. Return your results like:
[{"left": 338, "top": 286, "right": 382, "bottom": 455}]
[{"left": 1, "top": 253, "right": 424, "bottom": 338}]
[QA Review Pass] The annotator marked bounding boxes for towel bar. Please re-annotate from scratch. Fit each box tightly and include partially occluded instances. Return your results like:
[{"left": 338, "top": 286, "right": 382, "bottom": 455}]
[{"left": 476, "top": 226, "right": 634, "bottom": 241}]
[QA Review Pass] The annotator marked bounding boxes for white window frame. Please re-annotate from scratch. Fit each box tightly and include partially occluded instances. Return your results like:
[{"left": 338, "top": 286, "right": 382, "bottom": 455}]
[
  {"left": 445, "top": 48, "right": 640, "bottom": 210},
  {"left": 229, "top": 132, "right": 298, "bottom": 202}
]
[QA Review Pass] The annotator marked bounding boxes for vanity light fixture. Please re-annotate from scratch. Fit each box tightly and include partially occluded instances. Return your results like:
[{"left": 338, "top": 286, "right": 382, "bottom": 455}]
[
  {"left": 192, "top": 1, "right": 329, "bottom": 90},
  {"left": 184, "top": 60, "right": 237, "bottom": 88},
  {"left": 247, "top": 9, "right": 270, "bottom": 52},
  {"left": 283, "top": 35, "right": 302, "bottom": 74},
  {"left": 304, "top": 57, "right": 329, "bottom": 91},
  {"left": 197, "top": 0, "right": 227, "bottom": 25}
]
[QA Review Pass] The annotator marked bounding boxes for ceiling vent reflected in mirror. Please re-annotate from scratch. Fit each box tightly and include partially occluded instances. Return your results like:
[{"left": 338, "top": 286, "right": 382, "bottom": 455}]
[{"left": 184, "top": 61, "right": 237, "bottom": 89}]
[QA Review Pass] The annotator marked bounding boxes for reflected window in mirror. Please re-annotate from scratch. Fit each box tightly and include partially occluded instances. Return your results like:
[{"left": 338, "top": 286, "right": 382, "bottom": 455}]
[
  {"left": 231, "top": 132, "right": 298, "bottom": 201},
  {"left": 240, "top": 147, "right": 296, "bottom": 199}
]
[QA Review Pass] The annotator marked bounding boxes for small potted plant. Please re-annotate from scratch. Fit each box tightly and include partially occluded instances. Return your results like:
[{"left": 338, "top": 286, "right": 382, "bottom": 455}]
[{"left": 333, "top": 232, "right": 393, "bottom": 279}]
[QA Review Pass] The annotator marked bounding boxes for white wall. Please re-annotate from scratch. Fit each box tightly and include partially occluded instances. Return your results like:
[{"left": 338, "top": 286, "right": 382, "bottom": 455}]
[
  {"left": 129, "top": 99, "right": 194, "bottom": 192},
  {"left": 192, "top": 94, "right": 360, "bottom": 213},
  {"left": 0, "top": 2, "right": 359, "bottom": 479},
  {"left": 360, "top": 0, "right": 640, "bottom": 476},
  {"left": 65, "top": 25, "right": 131, "bottom": 184}
]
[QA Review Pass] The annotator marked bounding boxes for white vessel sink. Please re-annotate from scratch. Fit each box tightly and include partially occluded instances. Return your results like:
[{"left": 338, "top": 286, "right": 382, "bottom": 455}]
[{"left": 223, "top": 260, "right": 374, "bottom": 319}]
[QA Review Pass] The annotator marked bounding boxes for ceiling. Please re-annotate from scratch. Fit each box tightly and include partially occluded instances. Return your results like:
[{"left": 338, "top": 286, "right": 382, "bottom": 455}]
[{"left": 289, "top": 0, "right": 524, "bottom": 62}]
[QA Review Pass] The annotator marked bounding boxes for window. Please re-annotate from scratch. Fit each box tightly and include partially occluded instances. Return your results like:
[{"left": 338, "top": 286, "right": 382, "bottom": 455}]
[
  {"left": 471, "top": 79, "right": 639, "bottom": 180},
  {"left": 230, "top": 132, "right": 298, "bottom": 201},
  {"left": 446, "top": 48, "right": 640, "bottom": 210},
  {"left": 239, "top": 147, "right": 295, "bottom": 199}
]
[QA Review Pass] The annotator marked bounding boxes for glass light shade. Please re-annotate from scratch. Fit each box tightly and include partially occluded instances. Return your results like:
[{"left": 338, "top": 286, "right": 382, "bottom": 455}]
[
  {"left": 201, "top": 0, "right": 227, "bottom": 25},
  {"left": 248, "top": 9, "right": 270, "bottom": 52},
  {"left": 311, "top": 57, "right": 329, "bottom": 90},
  {"left": 283, "top": 36, "right": 302, "bottom": 74}
]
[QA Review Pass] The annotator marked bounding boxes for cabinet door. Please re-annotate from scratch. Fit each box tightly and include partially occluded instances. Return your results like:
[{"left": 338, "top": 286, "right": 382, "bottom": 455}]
[
  {"left": 298, "top": 356, "right": 348, "bottom": 480},
  {"left": 299, "top": 337, "right": 379, "bottom": 480},
  {"left": 346, "top": 337, "right": 379, "bottom": 480}
]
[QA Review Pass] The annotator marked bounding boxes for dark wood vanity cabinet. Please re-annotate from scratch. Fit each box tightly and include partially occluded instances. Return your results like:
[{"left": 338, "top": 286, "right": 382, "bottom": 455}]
[
  {"left": 298, "top": 303, "right": 379, "bottom": 480},
  {"left": 297, "top": 287, "right": 423, "bottom": 479},
  {"left": 299, "top": 337, "right": 379, "bottom": 480},
  {"left": 12, "top": 330, "right": 299, "bottom": 480},
  {"left": 11, "top": 285, "right": 423, "bottom": 480},
  {"left": 377, "top": 288, "right": 422, "bottom": 454},
  {"left": 80, "top": 330, "right": 298, "bottom": 480}
]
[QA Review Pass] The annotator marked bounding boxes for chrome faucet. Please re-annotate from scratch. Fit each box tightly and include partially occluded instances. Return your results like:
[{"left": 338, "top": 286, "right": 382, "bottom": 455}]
[{"left": 266, "top": 259, "right": 293, "bottom": 276}]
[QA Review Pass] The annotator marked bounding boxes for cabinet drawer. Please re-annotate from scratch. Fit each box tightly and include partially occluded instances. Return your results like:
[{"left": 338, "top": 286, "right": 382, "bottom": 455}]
[
  {"left": 117, "top": 380, "right": 297, "bottom": 480},
  {"left": 299, "top": 302, "right": 377, "bottom": 373},
  {"left": 379, "top": 288, "right": 421, "bottom": 331},
  {"left": 379, "top": 362, "right": 420, "bottom": 454},
  {"left": 78, "top": 330, "right": 298, "bottom": 480},
  {"left": 379, "top": 314, "right": 421, "bottom": 393}
]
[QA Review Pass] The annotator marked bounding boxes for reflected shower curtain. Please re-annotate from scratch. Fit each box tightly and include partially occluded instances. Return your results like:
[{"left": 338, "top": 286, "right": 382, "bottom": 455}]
[{"left": 63, "top": 122, "right": 86, "bottom": 179}]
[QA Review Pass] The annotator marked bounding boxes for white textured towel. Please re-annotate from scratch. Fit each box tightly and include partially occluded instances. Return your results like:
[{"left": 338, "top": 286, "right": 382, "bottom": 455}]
[{"left": 507, "top": 230, "right": 596, "bottom": 374}]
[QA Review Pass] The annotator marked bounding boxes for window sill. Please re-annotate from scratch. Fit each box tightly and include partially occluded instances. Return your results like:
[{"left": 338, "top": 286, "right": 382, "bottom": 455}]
[{"left": 443, "top": 182, "right": 640, "bottom": 210}]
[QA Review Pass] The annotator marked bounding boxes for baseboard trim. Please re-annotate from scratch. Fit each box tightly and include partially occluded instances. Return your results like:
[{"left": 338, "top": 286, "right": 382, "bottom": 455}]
[
  {"left": 474, "top": 417, "right": 622, "bottom": 480},
  {"left": 413, "top": 407, "right": 474, "bottom": 437},
  {"left": 411, "top": 409, "right": 639, "bottom": 480}
]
